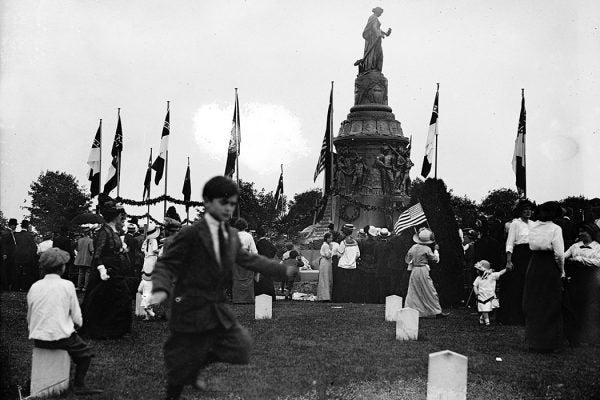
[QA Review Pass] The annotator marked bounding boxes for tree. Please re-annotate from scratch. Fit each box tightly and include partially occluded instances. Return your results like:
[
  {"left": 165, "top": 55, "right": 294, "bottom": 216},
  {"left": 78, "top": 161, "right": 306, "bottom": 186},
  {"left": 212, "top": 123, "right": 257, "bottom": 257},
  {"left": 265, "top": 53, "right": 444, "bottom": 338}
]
[
  {"left": 279, "top": 189, "right": 322, "bottom": 236},
  {"left": 449, "top": 192, "right": 479, "bottom": 228},
  {"left": 479, "top": 188, "right": 520, "bottom": 219},
  {"left": 0, "top": 210, "right": 7, "bottom": 228},
  {"left": 25, "top": 171, "right": 91, "bottom": 234},
  {"left": 236, "top": 180, "right": 285, "bottom": 236}
]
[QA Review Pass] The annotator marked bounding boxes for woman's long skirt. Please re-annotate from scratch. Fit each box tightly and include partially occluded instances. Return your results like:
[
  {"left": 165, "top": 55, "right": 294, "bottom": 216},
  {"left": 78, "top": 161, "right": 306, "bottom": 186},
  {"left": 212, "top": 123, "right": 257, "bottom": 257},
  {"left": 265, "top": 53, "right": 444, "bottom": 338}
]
[
  {"left": 232, "top": 265, "right": 254, "bottom": 304},
  {"left": 498, "top": 244, "right": 531, "bottom": 325},
  {"left": 81, "top": 276, "right": 132, "bottom": 339},
  {"left": 404, "top": 266, "right": 442, "bottom": 318},
  {"left": 317, "top": 257, "right": 332, "bottom": 301},
  {"left": 332, "top": 267, "right": 357, "bottom": 303},
  {"left": 523, "top": 251, "right": 564, "bottom": 351},
  {"left": 565, "top": 261, "right": 600, "bottom": 344}
]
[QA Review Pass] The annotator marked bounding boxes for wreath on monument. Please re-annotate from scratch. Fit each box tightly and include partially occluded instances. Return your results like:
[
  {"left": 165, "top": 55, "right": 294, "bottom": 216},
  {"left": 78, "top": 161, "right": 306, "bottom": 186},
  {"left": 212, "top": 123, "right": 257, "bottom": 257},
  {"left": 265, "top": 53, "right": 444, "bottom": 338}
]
[{"left": 340, "top": 202, "right": 361, "bottom": 222}]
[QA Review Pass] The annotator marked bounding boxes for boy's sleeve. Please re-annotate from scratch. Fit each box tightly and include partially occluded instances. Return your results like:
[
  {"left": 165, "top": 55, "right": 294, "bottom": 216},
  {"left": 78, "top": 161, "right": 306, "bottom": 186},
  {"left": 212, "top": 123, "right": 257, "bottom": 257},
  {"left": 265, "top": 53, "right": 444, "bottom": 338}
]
[
  {"left": 237, "top": 245, "right": 288, "bottom": 279},
  {"left": 152, "top": 227, "right": 192, "bottom": 297},
  {"left": 69, "top": 284, "right": 83, "bottom": 327}
]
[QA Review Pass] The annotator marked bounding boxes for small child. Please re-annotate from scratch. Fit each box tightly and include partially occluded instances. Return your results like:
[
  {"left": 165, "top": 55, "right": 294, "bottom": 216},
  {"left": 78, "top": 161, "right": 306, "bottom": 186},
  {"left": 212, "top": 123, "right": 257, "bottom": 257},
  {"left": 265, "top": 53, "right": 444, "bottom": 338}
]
[
  {"left": 473, "top": 260, "right": 506, "bottom": 326},
  {"left": 281, "top": 250, "right": 304, "bottom": 300},
  {"left": 27, "top": 248, "right": 103, "bottom": 395},
  {"left": 138, "top": 224, "right": 160, "bottom": 320}
]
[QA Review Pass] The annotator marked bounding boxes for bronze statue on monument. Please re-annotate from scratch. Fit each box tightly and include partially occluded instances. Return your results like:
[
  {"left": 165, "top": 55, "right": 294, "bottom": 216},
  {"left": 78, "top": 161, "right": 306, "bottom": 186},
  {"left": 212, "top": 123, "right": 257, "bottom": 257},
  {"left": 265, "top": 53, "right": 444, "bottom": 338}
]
[{"left": 354, "top": 7, "right": 392, "bottom": 74}]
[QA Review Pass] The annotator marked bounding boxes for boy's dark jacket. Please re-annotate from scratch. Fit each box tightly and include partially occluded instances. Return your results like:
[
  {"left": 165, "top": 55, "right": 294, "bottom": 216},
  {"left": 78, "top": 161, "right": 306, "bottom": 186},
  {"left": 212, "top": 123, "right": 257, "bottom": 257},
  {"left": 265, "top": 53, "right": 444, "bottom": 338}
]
[{"left": 153, "top": 218, "right": 288, "bottom": 333}]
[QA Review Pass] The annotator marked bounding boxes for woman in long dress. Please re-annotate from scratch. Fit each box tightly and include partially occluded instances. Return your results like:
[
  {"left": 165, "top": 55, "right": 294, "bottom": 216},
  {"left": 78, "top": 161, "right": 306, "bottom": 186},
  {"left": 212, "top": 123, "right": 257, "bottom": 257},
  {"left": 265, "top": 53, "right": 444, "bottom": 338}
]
[
  {"left": 81, "top": 198, "right": 132, "bottom": 339},
  {"left": 317, "top": 233, "right": 333, "bottom": 301},
  {"left": 333, "top": 224, "right": 360, "bottom": 303},
  {"left": 500, "top": 199, "right": 534, "bottom": 325},
  {"left": 355, "top": 7, "right": 391, "bottom": 73},
  {"left": 404, "top": 228, "right": 446, "bottom": 318},
  {"left": 232, "top": 218, "right": 257, "bottom": 304},
  {"left": 523, "top": 201, "right": 566, "bottom": 352}
]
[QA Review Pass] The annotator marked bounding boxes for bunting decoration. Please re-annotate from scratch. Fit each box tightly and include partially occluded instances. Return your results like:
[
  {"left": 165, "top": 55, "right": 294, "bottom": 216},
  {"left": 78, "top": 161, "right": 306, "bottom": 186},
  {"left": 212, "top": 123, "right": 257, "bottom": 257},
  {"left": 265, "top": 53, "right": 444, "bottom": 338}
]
[{"left": 87, "top": 120, "right": 102, "bottom": 198}]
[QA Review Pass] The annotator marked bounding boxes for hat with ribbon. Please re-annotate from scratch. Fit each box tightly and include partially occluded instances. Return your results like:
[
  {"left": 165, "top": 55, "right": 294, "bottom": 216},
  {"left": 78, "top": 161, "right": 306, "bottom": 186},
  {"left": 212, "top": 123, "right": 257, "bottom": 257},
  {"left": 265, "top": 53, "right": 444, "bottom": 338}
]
[{"left": 413, "top": 228, "right": 435, "bottom": 244}]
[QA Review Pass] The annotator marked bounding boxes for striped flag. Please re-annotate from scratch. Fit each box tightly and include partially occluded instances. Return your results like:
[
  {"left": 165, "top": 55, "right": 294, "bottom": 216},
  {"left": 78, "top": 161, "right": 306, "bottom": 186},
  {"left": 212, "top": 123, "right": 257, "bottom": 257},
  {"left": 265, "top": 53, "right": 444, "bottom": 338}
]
[
  {"left": 394, "top": 203, "right": 428, "bottom": 234},
  {"left": 512, "top": 89, "right": 526, "bottom": 197},
  {"left": 421, "top": 86, "right": 439, "bottom": 178},
  {"left": 152, "top": 105, "right": 170, "bottom": 184},
  {"left": 274, "top": 168, "right": 284, "bottom": 210},
  {"left": 225, "top": 90, "right": 240, "bottom": 179},
  {"left": 182, "top": 164, "right": 191, "bottom": 212},
  {"left": 87, "top": 120, "right": 102, "bottom": 198},
  {"left": 313, "top": 83, "right": 333, "bottom": 187},
  {"left": 103, "top": 112, "right": 123, "bottom": 195},
  {"left": 142, "top": 150, "right": 152, "bottom": 200}
]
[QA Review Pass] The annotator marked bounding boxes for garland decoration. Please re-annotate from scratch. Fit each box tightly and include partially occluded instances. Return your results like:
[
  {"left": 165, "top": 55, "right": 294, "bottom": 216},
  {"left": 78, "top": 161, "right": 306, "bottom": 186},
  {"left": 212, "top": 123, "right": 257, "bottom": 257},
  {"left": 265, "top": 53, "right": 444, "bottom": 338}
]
[{"left": 115, "top": 195, "right": 203, "bottom": 208}]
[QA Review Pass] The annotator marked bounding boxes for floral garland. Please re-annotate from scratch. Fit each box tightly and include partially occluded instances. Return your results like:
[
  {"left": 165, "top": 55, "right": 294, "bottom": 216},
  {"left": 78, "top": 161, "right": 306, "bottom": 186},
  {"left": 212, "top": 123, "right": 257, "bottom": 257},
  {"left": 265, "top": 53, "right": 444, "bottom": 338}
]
[
  {"left": 312, "top": 189, "right": 398, "bottom": 214},
  {"left": 115, "top": 195, "right": 204, "bottom": 208},
  {"left": 126, "top": 212, "right": 193, "bottom": 227}
]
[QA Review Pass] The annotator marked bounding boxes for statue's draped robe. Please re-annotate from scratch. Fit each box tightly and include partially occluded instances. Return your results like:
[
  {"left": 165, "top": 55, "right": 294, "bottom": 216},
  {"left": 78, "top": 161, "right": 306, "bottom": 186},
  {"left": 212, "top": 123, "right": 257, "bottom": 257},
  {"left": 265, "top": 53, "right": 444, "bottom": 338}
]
[{"left": 362, "top": 14, "right": 384, "bottom": 72}]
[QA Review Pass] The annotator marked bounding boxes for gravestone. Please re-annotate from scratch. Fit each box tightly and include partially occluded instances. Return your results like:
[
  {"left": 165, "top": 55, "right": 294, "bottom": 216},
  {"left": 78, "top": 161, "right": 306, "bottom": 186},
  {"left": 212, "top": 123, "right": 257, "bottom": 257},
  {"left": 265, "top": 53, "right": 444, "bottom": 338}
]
[
  {"left": 427, "top": 350, "right": 468, "bottom": 400},
  {"left": 30, "top": 348, "right": 70, "bottom": 398},
  {"left": 395, "top": 307, "right": 419, "bottom": 340},
  {"left": 385, "top": 295, "right": 403, "bottom": 321},
  {"left": 135, "top": 293, "right": 146, "bottom": 317},
  {"left": 255, "top": 294, "right": 272, "bottom": 320}
]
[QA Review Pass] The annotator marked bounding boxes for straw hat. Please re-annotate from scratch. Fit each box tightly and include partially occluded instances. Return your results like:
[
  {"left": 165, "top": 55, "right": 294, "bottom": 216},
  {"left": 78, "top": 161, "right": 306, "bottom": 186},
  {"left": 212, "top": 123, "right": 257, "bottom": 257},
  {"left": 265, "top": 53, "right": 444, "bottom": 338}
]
[
  {"left": 368, "top": 226, "right": 380, "bottom": 237},
  {"left": 146, "top": 223, "right": 160, "bottom": 239},
  {"left": 379, "top": 228, "right": 391, "bottom": 238},
  {"left": 413, "top": 228, "right": 434, "bottom": 244},
  {"left": 341, "top": 224, "right": 355, "bottom": 235},
  {"left": 474, "top": 260, "right": 492, "bottom": 272}
]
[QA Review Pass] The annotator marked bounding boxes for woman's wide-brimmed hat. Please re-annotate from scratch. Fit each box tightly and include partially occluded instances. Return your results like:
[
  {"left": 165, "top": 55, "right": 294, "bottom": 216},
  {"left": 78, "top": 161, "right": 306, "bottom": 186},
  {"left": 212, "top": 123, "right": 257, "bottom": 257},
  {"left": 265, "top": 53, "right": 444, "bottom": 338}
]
[
  {"left": 413, "top": 228, "right": 435, "bottom": 244},
  {"left": 379, "top": 228, "right": 391, "bottom": 238},
  {"left": 146, "top": 223, "right": 160, "bottom": 239},
  {"left": 474, "top": 260, "right": 492, "bottom": 272},
  {"left": 368, "top": 226, "right": 380, "bottom": 237}
]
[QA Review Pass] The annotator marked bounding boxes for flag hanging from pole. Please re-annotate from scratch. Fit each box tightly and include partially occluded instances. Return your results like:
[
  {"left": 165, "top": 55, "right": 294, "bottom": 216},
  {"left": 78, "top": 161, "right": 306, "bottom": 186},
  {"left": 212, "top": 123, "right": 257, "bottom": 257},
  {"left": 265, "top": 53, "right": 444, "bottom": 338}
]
[
  {"left": 512, "top": 89, "right": 526, "bottom": 197},
  {"left": 182, "top": 164, "right": 192, "bottom": 212},
  {"left": 225, "top": 91, "right": 240, "bottom": 179},
  {"left": 393, "top": 203, "right": 428, "bottom": 234},
  {"left": 421, "top": 87, "right": 439, "bottom": 178},
  {"left": 143, "top": 151, "right": 152, "bottom": 200},
  {"left": 313, "top": 85, "right": 333, "bottom": 186},
  {"left": 274, "top": 170, "right": 284, "bottom": 210},
  {"left": 87, "top": 120, "right": 102, "bottom": 198},
  {"left": 152, "top": 106, "right": 170, "bottom": 184},
  {"left": 103, "top": 114, "right": 123, "bottom": 195}
]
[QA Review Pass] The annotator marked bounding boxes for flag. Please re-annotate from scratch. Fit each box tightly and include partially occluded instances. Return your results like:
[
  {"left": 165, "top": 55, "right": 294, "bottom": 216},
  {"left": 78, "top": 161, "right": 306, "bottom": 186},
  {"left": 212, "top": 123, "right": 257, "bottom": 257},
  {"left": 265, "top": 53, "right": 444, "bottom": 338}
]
[
  {"left": 512, "top": 90, "right": 526, "bottom": 196},
  {"left": 182, "top": 165, "right": 191, "bottom": 211},
  {"left": 224, "top": 91, "right": 240, "bottom": 178},
  {"left": 152, "top": 107, "right": 170, "bottom": 184},
  {"left": 421, "top": 87, "right": 439, "bottom": 178},
  {"left": 103, "top": 113, "right": 123, "bottom": 195},
  {"left": 313, "top": 84, "right": 334, "bottom": 190},
  {"left": 274, "top": 170, "right": 284, "bottom": 210},
  {"left": 394, "top": 203, "right": 428, "bottom": 234},
  {"left": 142, "top": 151, "right": 152, "bottom": 200},
  {"left": 87, "top": 120, "right": 102, "bottom": 198}
]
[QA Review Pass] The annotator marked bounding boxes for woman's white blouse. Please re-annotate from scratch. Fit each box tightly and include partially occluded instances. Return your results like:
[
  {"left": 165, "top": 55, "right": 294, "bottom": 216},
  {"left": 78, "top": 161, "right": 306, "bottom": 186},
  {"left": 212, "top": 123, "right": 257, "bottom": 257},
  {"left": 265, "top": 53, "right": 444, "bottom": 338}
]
[
  {"left": 505, "top": 218, "right": 536, "bottom": 252},
  {"left": 528, "top": 221, "right": 564, "bottom": 260}
]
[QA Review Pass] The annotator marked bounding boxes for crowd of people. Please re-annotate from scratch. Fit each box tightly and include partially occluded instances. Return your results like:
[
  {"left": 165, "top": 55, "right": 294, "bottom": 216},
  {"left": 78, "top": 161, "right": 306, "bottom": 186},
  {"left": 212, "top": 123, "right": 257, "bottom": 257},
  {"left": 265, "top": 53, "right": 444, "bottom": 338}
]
[{"left": 3, "top": 176, "right": 600, "bottom": 398}]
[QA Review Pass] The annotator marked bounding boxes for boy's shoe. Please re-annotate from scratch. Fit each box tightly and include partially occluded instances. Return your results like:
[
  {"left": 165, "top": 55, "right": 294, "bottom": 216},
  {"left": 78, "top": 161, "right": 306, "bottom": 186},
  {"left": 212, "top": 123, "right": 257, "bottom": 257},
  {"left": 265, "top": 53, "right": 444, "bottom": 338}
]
[{"left": 73, "top": 385, "right": 104, "bottom": 395}]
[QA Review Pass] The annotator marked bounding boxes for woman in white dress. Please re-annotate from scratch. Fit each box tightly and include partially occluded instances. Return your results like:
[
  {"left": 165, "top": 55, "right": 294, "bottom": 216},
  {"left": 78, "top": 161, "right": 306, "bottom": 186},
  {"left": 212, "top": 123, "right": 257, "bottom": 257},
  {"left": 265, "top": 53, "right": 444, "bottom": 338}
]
[
  {"left": 317, "top": 233, "right": 333, "bottom": 301},
  {"left": 232, "top": 218, "right": 257, "bottom": 304}
]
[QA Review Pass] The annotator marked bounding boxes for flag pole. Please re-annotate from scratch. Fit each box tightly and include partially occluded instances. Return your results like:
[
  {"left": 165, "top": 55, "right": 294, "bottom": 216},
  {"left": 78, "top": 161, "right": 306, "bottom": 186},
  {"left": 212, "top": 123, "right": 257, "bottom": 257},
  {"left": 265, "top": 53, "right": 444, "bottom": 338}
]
[
  {"left": 97, "top": 118, "right": 102, "bottom": 213},
  {"left": 187, "top": 156, "right": 190, "bottom": 223},
  {"left": 235, "top": 88, "right": 241, "bottom": 219},
  {"left": 522, "top": 88, "right": 526, "bottom": 199},
  {"left": 147, "top": 148, "right": 152, "bottom": 233},
  {"left": 280, "top": 163, "right": 284, "bottom": 213},
  {"left": 116, "top": 108, "right": 121, "bottom": 197},
  {"left": 329, "top": 81, "right": 334, "bottom": 217},
  {"left": 434, "top": 83, "right": 439, "bottom": 179},
  {"left": 163, "top": 101, "right": 170, "bottom": 219}
]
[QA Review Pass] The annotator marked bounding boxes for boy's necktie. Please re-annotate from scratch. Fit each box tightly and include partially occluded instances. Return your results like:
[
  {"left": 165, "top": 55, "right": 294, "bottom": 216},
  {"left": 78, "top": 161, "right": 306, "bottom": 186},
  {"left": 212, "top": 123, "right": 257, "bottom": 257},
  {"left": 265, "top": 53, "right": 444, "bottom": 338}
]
[{"left": 218, "top": 223, "right": 228, "bottom": 268}]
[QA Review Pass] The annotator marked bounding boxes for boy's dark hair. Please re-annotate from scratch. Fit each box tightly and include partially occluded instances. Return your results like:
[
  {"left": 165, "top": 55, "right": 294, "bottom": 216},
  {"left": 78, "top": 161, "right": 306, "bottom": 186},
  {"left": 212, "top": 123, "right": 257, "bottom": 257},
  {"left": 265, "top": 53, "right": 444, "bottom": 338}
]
[
  {"left": 234, "top": 218, "right": 248, "bottom": 231},
  {"left": 289, "top": 250, "right": 299, "bottom": 259},
  {"left": 202, "top": 176, "right": 239, "bottom": 201}
]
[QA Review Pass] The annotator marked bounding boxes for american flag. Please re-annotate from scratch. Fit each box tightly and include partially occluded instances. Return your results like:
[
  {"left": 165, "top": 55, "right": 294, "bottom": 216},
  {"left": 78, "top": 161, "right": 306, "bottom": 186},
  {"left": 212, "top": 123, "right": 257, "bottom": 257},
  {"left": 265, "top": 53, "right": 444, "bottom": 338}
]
[
  {"left": 394, "top": 203, "right": 428, "bottom": 234},
  {"left": 313, "top": 84, "right": 333, "bottom": 184}
]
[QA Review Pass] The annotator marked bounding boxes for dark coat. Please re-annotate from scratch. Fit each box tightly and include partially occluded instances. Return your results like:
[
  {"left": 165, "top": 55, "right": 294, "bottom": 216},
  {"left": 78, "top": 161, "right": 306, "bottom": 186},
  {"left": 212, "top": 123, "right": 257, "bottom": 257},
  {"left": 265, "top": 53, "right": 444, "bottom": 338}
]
[
  {"left": 153, "top": 219, "right": 289, "bottom": 333},
  {"left": 1, "top": 229, "right": 17, "bottom": 259},
  {"left": 14, "top": 231, "right": 37, "bottom": 264}
]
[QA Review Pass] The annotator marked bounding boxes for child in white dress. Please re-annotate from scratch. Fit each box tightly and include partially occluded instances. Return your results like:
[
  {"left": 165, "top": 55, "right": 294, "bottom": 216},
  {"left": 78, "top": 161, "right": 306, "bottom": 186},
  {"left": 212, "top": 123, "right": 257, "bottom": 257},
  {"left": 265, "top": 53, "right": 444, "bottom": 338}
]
[
  {"left": 473, "top": 260, "right": 507, "bottom": 326},
  {"left": 137, "top": 223, "right": 160, "bottom": 320}
]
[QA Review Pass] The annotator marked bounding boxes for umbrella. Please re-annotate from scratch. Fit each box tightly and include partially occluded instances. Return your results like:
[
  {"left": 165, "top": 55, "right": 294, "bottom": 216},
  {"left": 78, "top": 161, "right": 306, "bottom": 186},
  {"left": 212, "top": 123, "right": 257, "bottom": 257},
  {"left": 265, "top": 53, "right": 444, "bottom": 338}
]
[{"left": 71, "top": 212, "right": 105, "bottom": 225}]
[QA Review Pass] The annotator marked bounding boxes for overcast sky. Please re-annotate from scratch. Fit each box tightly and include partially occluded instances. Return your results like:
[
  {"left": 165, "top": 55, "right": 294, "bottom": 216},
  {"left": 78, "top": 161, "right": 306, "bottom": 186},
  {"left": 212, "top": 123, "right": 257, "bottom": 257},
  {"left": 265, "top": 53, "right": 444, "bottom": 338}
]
[{"left": 1, "top": 0, "right": 599, "bottom": 223}]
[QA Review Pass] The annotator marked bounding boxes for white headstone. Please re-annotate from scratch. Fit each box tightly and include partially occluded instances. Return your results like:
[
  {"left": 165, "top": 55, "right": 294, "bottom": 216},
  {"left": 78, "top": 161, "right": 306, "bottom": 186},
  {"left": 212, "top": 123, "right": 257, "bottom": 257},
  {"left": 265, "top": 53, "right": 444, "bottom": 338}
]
[
  {"left": 427, "top": 350, "right": 468, "bottom": 400},
  {"left": 395, "top": 307, "right": 419, "bottom": 341},
  {"left": 30, "top": 348, "right": 70, "bottom": 398},
  {"left": 385, "top": 295, "right": 403, "bottom": 321},
  {"left": 255, "top": 294, "right": 272, "bottom": 320},
  {"left": 135, "top": 293, "right": 146, "bottom": 317}
]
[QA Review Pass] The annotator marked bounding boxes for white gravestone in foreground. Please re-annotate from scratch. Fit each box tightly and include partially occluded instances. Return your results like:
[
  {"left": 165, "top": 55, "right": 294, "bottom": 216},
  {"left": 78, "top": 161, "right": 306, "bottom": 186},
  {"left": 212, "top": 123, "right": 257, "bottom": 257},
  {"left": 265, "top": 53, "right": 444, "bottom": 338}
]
[
  {"left": 385, "top": 295, "right": 403, "bottom": 321},
  {"left": 395, "top": 307, "right": 419, "bottom": 341},
  {"left": 255, "top": 294, "right": 272, "bottom": 320},
  {"left": 30, "top": 348, "right": 70, "bottom": 398},
  {"left": 427, "top": 350, "right": 468, "bottom": 400}
]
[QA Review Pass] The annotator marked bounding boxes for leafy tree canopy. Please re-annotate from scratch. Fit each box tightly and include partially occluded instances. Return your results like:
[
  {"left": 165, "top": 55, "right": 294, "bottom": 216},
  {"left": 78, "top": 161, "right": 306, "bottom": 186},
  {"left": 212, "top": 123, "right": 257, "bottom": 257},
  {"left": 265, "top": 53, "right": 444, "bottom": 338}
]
[{"left": 479, "top": 188, "right": 520, "bottom": 219}]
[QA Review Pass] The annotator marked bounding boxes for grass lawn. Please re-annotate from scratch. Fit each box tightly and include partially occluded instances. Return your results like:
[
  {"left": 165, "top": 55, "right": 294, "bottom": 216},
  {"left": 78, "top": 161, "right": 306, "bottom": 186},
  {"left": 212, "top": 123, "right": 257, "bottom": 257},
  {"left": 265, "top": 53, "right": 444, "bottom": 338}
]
[{"left": 2, "top": 291, "right": 600, "bottom": 400}]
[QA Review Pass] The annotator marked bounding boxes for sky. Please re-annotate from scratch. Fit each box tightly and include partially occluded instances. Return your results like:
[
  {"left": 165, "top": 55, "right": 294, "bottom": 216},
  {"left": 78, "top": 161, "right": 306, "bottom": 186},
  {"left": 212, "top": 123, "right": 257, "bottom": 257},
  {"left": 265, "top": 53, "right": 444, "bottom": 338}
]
[{"left": 1, "top": 0, "right": 599, "bottom": 223}]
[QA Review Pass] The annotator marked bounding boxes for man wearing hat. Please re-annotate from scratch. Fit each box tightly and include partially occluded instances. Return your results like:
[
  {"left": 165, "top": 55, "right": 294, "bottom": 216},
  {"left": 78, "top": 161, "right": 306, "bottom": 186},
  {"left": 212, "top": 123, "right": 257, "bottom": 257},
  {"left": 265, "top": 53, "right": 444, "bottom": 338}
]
[
  {"left": 14, "top": 220, "right": 38, "bottom": 291},
  {"left": 1, "top": 218, "right": 19, "bottom": 290},
  {"left": 374, "top": 228, "right": 393, "bottom": 303},
  {"left": 74, "top": 228, "right": 94, "bottom": 292},
  {"left": 124, "top": 223, "right": 142, "bottom": 276}
]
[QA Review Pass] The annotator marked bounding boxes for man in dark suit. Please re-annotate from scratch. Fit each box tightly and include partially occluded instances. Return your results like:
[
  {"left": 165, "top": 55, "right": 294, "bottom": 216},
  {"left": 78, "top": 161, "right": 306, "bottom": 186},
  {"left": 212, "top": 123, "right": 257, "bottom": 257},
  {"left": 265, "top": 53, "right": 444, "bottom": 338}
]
[
  {"left": 1, "top": 218, "right": 18, "bottom": 290},
  {"left": 151, "top": 176, "right": 297, "bottom": 400},
  {"left": 53, "top": 226, "right": 76, "bottom": 283},
  {"left": 14, "top": 220, "right": 38, "bottom": 290}
]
